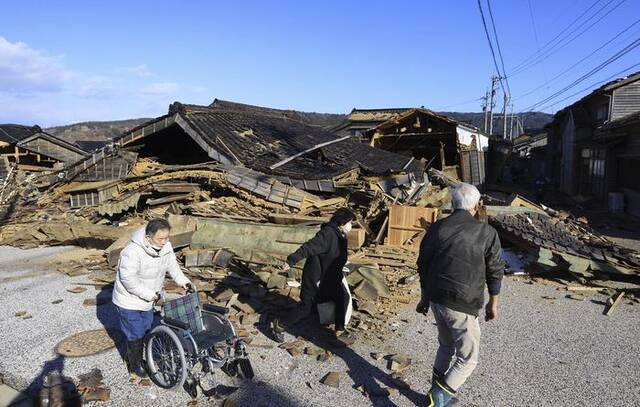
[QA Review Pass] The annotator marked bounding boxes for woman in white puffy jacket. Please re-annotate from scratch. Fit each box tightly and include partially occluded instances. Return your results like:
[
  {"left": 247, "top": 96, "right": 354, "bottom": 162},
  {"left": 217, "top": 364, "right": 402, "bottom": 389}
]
[{"left": 112, "top": 218, "right": 193, "bottom": 381}]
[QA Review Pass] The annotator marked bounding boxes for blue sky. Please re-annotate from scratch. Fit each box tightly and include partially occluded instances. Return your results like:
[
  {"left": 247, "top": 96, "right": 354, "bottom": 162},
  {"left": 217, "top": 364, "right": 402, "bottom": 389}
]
[{"left": 1, "top": 0, "right": 639, "bottom": 126}]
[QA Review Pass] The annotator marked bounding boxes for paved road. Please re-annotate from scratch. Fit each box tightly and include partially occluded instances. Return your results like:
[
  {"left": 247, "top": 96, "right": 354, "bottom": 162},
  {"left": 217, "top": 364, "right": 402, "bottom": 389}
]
[{"left": 0, "top": 245, "right": 638, "bottom": 406}]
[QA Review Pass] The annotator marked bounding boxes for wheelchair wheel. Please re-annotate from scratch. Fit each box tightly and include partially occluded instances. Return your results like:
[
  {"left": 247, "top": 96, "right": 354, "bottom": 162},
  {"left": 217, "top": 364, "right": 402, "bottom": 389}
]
[{"left": 145, "top": 325, "right": 187, "bottom": 390}]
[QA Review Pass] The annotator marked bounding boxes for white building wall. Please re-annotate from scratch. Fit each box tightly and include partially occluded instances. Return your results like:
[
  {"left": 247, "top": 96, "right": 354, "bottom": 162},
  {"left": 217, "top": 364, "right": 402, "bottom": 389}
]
[{"left": 457, "top": 125, "right": 489, "bottom": 151}]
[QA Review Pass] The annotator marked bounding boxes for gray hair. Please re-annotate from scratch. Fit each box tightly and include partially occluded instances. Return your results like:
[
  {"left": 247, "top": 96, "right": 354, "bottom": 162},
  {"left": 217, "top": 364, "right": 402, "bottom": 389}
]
[{"left": 452, "top": 183, "right": 481, "bottom": 211}]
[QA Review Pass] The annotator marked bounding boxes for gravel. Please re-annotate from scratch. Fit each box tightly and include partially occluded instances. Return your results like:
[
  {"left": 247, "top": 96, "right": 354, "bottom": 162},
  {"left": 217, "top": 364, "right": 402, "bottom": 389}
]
[{"left": 1, "top": 245, "right": 639, "bottom": 406}]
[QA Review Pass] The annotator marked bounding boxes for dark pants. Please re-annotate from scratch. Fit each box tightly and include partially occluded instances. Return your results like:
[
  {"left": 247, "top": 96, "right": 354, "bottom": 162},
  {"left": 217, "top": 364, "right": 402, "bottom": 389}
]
[
  {"left": 280, "top": 265, "right": 347, "bottom": 331},
  {"left": 278, "top": 266, "right": 320, "bottom": 329},
  {"left": 316, "top": 270, "right": 346, "bottom": 331},
  {"left": 117, "top": 306, "right": 155, "bottom": 341}
]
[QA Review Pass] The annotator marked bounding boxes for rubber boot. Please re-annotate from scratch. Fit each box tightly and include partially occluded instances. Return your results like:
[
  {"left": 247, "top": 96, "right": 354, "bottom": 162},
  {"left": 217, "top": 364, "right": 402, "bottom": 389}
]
[
  {"left": 426, "top": 378, "right": 456, "bottom": 407},
  {"left": 432, "top": 368, "right": 444, "bottom": 385},
  {"left": 127, "top": 339, "right": 148, "bottom": 379}
]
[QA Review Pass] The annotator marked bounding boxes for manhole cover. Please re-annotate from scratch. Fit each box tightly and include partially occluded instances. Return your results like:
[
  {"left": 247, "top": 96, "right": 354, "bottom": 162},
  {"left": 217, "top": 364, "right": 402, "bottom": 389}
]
[{"left": 55, "top": 329, "right": 122, "bottom": 357}]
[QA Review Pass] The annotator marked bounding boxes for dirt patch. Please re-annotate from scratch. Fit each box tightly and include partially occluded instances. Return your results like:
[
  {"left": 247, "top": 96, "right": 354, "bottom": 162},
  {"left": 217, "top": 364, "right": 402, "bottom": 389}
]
[{"left": 48, "top": 247, "right": 105, "bottom": 265}]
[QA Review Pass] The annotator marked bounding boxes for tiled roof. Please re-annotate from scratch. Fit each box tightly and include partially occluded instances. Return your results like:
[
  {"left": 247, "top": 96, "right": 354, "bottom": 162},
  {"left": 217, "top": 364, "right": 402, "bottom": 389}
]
[
  {"left": 0, "top": 124, "right": 41, "bottom": 144},
  {"left": 171, "top": 103, "right": 416, "bottom": 180}
]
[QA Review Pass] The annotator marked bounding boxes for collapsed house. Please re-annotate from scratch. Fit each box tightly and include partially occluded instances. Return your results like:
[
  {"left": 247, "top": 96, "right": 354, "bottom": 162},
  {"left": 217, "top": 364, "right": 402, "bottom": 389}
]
[
  {"left": 54, "top": 101, "right": 422, "bottom": 194},
  {"left": 0, "top": 124, "right": 88, "bottom": 177},
  {"left": 0, "top": 99, "right": 443, "bottom": 350},
  {"left": 363, "top": 109, "right": 489, "bottom": 186},
  {"left": 0, "top": 96, "right": 637, "bottom": 362},
  {"left": 331, "top": 108, "right": 413, "bottom": 138}
]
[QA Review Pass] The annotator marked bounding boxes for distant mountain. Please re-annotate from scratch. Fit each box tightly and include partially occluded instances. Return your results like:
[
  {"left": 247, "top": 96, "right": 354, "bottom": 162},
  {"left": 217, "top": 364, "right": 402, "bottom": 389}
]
[
  {"left": 46, "top": 118, "right": 151, "bottom": 146},
  {"left": 439, "top": 111, "right": 553, "bottom": 136}
]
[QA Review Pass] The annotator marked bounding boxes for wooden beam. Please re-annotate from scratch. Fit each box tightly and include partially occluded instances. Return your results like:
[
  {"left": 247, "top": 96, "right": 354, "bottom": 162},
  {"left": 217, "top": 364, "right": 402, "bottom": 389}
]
[
  {"left": 269, "top": 135, "right": 351, "bottom": 170},
  {"left": 604, "top": 291, "right": 625, "bottom": 316}
]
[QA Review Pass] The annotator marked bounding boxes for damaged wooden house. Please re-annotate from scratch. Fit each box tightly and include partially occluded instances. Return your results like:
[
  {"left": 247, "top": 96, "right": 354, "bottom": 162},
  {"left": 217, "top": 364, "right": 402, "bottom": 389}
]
[
  {"left": 0, "top": 124, "right": 89, "bottom": 179},
  {"left": 361, "top": 109, "right": 489, "bottom": 186},
  {"left": 46, "top": 99, "right": 424, "bottom": 215},
  {"left": 331, "top": 108, "right": 415, "bottom": 138}
]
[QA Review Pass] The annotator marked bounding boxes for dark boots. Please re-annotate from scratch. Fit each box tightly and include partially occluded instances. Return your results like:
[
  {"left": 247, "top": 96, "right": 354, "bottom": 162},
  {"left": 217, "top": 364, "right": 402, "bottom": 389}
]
[
  {"left": 127, "top": 339, "right": 148, "bottom": 378},
  {"left": 427, "top": 370, "right": 459, "bottom": 407}
]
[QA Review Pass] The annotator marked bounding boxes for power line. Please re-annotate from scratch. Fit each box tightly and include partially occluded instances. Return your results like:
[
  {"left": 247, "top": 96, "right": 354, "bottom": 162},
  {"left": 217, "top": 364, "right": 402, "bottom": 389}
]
[
  {"left": 436, "top": 97, "right": 484, "bottom": 111},
  {"left": 535, "top": 61, "right": 640, "bottom": 112},
  {"left": 477, "top": 0, "right": 507, "bottom": 93},
  {"left": 527, "top": 0, "right": 541, "bottom": 49},
  {"left": 524, "top": 38, "right": 640, "bottom": 111},
  {"left": 513, "top": 17, "right": 640, "bottom": 101},
  {"left": 522, "top": 37, "right": 640, "bottom": 111},
  {"left": 510, "top": 0, "right": 604, "bottom": 72},
  {"left": 486, "top": 0, "right": 510, "bottom": 96},
  {"left": 527, "top": 0, "right": 550, "bottom": 87},
  {"left": 511, "top": 0, "right": 627, "bottom": 76}
]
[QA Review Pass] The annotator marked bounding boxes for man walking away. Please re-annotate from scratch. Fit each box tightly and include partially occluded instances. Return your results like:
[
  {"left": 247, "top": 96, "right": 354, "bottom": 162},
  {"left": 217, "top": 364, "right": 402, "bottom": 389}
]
[{"left": 416, "top": 183, "right": 505, "bottom": 406}]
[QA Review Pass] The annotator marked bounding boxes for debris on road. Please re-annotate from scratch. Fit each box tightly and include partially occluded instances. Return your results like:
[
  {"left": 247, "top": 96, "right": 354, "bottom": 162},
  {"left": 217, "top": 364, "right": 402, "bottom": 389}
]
[
  {"left": 320, "top": 372, "right": 340, "bottom": 388},
  {"left": 77, "top": 368, "right": 111, "bottom": 403},
  {"left": 604, "top": 291, "right": 626, "bottom": 316}
]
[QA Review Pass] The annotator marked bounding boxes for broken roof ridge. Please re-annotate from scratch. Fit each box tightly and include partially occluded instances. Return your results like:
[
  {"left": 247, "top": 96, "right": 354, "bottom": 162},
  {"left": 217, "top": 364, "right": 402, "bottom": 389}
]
[
  {"left": 209, "top": 98, "right": 313, "bottom": 125},
  {"left": 349, "top": 107, "right": 418, "bottom": 113},
  {"left": 211, "top": 98, "right": 302, "bottom": 113}
]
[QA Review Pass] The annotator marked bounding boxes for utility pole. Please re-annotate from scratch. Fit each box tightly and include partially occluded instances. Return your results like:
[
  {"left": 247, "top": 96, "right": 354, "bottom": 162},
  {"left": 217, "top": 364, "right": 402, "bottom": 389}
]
[
  {"left": 502, "top": 91, "right": 509, "bottom": 140},
  {"left": 488, "top": 76, "right": 499, "bottom": 136},
  {"left": 482, "top": 89, "right": 490, "bottom": 133},
  {"left": 509, "top": 103, "right": 515, "bottom": 140}
]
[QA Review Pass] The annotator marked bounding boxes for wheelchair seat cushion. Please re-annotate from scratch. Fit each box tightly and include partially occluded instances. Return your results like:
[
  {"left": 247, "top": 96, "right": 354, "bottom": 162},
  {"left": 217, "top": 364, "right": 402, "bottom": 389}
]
[
  {"left": 192, "top": 330, "right": 229, "bottom": 350},
  {"left": 163, "top": 293, "right": 205, "bottom": 334}
]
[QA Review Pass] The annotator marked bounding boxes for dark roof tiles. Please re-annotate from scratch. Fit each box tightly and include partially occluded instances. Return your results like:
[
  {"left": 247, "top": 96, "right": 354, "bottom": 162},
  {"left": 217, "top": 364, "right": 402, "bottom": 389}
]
[
  {"left": 173, "top": 103, "right": 415, "bottom": 180},
  {"left": 0, "top": 124, "right": 41, "bottom": 144}
]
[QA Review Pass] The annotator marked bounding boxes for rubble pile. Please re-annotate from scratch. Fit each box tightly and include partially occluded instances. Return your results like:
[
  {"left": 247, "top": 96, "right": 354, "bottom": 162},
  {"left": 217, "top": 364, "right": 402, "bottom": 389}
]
[
  {"left": 0, "top": 99, "right": 638, "bottom": 370},
  {"left": 491, "top": 211, "right": 640, "bottom": 278},
  {"left": 0, "top": 102, "right": 437, "bottom": 353}
]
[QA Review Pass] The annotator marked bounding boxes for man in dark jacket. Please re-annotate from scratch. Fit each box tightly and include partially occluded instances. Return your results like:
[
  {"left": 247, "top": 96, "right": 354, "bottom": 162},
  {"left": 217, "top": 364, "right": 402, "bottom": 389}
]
[
  {"left": 272, "top": 208, "right": 356, "bottom": 339},
  {"left": 416, "top": 183, "right": 505, "bottom": 407}
]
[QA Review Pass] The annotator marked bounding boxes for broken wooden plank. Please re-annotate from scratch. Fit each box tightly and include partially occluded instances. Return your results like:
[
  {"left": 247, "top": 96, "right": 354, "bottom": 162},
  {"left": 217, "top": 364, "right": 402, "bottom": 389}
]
[
  {"left": 387, "top": 205, "right": 437, "bottom": 246},
  {"left": 347, "top": 228, "right": 366, "bottom": 250},
  {"left": 269, "top": 213, "right": 330, "bottom": 225},
  {"left": 146, "top": 193, "right": 192, "bottom": 206},
  {"left": 604, "top": 291, "right": 625, "bottom": 316},
  {"left": 269, "top": 135, "right": 351, "bottom": 170}
]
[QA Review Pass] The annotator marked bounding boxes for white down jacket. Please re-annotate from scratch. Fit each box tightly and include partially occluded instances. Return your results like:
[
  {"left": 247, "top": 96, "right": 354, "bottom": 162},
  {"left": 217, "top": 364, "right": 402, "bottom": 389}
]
[{"left": 112, "top": 227, "right": 191, "bottom": 311}]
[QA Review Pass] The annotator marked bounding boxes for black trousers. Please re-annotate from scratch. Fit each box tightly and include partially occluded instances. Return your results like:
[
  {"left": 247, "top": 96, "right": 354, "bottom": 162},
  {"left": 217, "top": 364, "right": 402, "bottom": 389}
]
[
  {"left": 280, "top": 267, "right": 347, "bottom": 331},
  {"left": 316, "top": 270, "right": 346, "bottom": 331}
]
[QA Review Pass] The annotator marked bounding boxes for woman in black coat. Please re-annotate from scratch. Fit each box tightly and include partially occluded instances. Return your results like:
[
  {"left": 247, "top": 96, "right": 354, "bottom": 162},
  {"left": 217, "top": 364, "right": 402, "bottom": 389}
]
[{"left": 273, "top": 208, "right": 356, "bottom": 338}]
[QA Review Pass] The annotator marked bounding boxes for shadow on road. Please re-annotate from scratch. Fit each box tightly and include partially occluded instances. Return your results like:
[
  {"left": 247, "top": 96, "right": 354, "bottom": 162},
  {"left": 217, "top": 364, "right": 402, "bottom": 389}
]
[{"left": 20, "top": 355, "right": 81, "bottom": 406}]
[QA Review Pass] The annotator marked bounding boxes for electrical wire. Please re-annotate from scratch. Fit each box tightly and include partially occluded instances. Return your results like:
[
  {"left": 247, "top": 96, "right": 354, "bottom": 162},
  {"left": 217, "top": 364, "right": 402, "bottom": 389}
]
[
  {"left": 510, "top": 0, "right": 605, "bottom": 72},
  {"left": 477, "top": 0, "right": 507, "bottom": 94},
  {"left": 511, "top": 0, "right": 628, "bottom": 76},
  {"left": 535, "top": 61, "right": 640, "bottom": 112},
  {"left": 486, "top": 0, "right": 511, "bottom": 96},
  {"left": 522, "top": 38, "right": 640, "bottom": 111},
  {"left": 513, "top": 18, "right": 640, "bottom": 101}
]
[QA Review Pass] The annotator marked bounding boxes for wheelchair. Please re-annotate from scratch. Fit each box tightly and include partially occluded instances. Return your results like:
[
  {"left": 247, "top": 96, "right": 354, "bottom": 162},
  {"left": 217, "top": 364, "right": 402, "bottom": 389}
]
[{"left": 144, "top": 290, "right": 254, "bottom": 395}]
